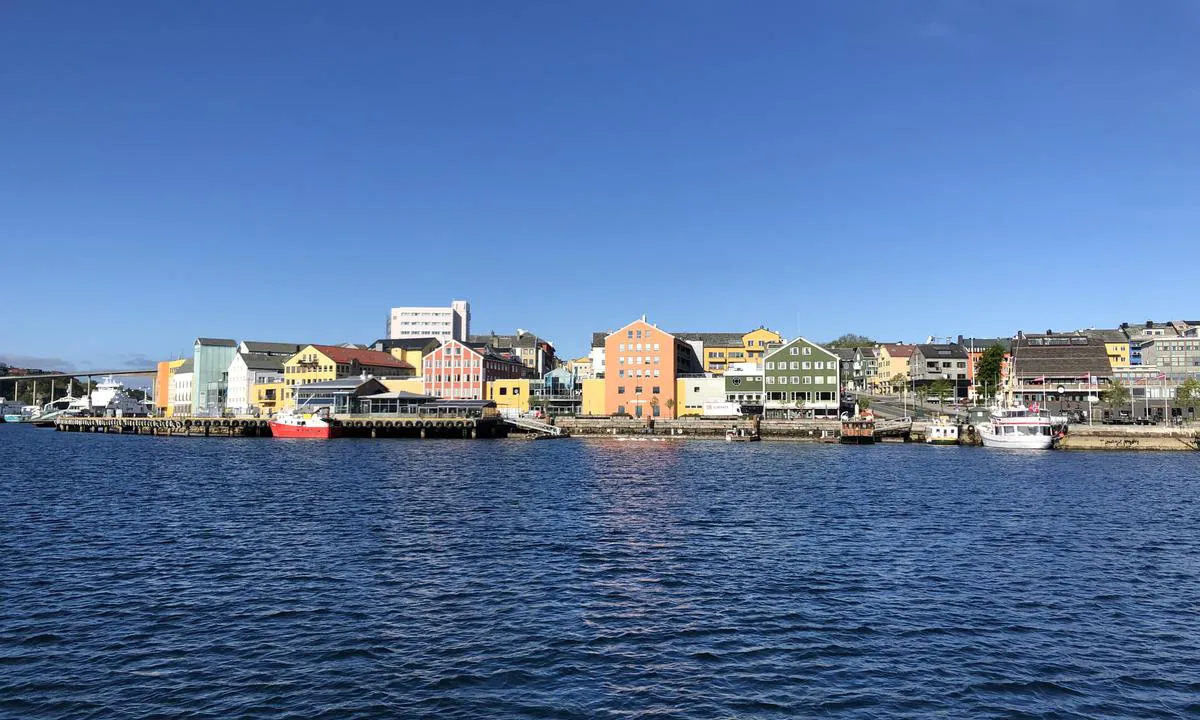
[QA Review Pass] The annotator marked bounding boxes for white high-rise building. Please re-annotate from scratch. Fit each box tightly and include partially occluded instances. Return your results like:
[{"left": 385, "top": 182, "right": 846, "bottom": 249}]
[{"left": 387, "top": 299, "right": 470, "bottom": 343}]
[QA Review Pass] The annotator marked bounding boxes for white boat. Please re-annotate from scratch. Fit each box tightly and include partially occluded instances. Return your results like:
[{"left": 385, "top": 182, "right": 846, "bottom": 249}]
[
  {"left": 925, "top": 416, "right": 959, "bottom": 445},
  {"left": 68, "top": 377, "right": 151, "bottom": 417},
  {"left": 977, "top": 405, "right": 1056, "bottom": 449}
]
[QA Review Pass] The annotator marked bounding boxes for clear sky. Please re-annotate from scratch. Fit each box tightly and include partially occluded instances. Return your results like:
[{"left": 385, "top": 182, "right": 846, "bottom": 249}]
[{"left": 2, "top": 0, "right": 1198, "bottom": 369}]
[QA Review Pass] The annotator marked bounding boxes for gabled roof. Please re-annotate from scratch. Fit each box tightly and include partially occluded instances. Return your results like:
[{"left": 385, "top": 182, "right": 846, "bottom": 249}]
[
  {"left": 833, "top": 348, "right": 857, "bottom": 361},
  {"left": 1012, "top": 334, "right": 1112, "bottom": 378},
  {"left": 371, "top": 337, "right": 441, "bottom": 351},
  {"left": 880, "top": 343, "right": 915, "bottom": 358},
  {"left": 196, "top": 338, "right": 236, "bottom": 347},
  {"left": 294, "top": 377, "right": 388, "bottom": 391},
  {"left": 674, "top": 332, "right": 745, "bottom": 347},
  {"left": 309, "top": 344, "right": 412, "bottom": 369},
  {"left": 241, "top": 341, "right": 302, "bottom": 355},
  {"left": 467, "top": 333, "right": 552, "bottom": 350},
  {"left": 915, "top": 344, "right": 969, "bottom": 360},
  {"left": 239, "top": 353, "right": 285, "bottom": 371},
  {"left": 764, "top": 336, "right": 837, "bottom": 361},
  {"left": 1079, "top": 329, "right": 1128, "bottom": 344}
]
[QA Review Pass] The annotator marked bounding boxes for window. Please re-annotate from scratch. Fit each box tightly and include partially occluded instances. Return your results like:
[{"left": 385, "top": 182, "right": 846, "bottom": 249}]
[
  {"left": 635, "top": 386, "right": 643, "bottom": 394},
  {"left": 814, "top": 361, "right": 823, "bottom": 370},
  {"left": 652, "top": 386, "right": 661, "bottom": 394},
  {"left": 814, "top": 376, "right": 824, "bottom": 384},
  {"left": 802, "top": 376, "right": 811, "bottom": 384},
  {"left": 653, "top": 343, "right": 660, "bottom": 351},
  {"left": 777, "top": 376, "right": 787, "bottom": 385},
  {"left": 766, "top": 362, "right": 774, "bottom": 370},
  {"left": 619, "top": 343, "right": 625, "bottom": 351},
  {"left": 803, "top": 347, "right": 812, "bottom": 355},
  {"left": 619, "top": 370, "right": 625, "bottom": 378},
  {"left": 827, "top": 376, "right": 837, "bottom": 385},
  {"left": 799, "top": 362, "right": 808, "bottom": 370},
  {"left": 513, "top": 388, "right": 521, "bottom": 395},
  {"left": 627, "top": 330, "right": 633, "bottom": 339},
  {"left": 618, "top": 386, "right": 626, "bottom": 394},
  {"left": 637, "top": 343, "right": 643, "bottom": 351},
  {"left": 790, "top": 347, "right": 799, "bottom": 355},
  {"left": 766, "top": 376, "right": 775, "bottom": 384},
  {"left": 653, "top": 369, "right": 660, "bottom": 377},
  {"left": 617, "top": 405, "right": 625, "bottom": 415},
  {"left": 636, "top": 330, "right": 642, "bottom": 339},
  {"left": 499, "top": 387, "right": 508, "bottom": 395}
]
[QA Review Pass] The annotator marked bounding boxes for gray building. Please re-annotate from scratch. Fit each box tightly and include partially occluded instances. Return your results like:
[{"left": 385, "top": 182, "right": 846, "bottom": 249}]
[
  {"left": 192, "top": 338, "right": 238, "bottom": 416},
  {"left": 909, "top": 344, "right": 970, "bottom": 399},
  {"left": 1010, "top": 331, "right": 1112, "bottom": 419}
]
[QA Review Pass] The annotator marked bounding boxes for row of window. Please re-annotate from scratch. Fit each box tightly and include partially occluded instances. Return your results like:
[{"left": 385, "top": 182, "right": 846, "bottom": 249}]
[
  {"left": 767, "top": 376, "right": 837, "bottom": 385},
  {"left": 626, "top": 329, "right": 654, "bottom": 340},
  {"left": 618, "top": 356, "right": 660, "bottom": 365},
  {"left": 618, "top": 369, "right": 660, "bottom": 378},
  {"left": 616, "top": 386, "right": 661, "bottom": 394},
  {"left": 767, "top": 360, "right": 830, "bottom": 370},
  {"left": 618, "top": 342, "right": 660, "bottom": 352}
]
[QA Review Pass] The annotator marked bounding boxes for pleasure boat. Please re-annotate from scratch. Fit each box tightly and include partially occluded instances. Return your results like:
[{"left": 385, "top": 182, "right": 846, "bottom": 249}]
[
  {"left": 977, "top": 405, "right": 1056, "bottom": 449},
  {"left": 1, "top": 399, "right": 34, "bottom": 423},
  {"left": 269, "top": 407, "right": 341, "bottom": 439}
]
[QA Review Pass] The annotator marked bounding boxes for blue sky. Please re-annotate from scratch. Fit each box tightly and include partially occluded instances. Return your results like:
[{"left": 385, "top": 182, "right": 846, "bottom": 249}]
[{"left": 2, "top": 1, "right": 1198, "bottom": 369}]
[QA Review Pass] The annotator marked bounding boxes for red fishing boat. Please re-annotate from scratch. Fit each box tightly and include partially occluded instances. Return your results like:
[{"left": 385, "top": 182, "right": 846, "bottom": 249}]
[{"left": 269, "top": 408, "right": 340, "bottom": 439}]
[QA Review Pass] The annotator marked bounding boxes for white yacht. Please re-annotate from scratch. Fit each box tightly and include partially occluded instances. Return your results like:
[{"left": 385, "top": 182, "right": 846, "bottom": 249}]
[
  {"left": 977, "top": 405, "right": 1056, "bottom": 449},
  {"left": 68, "top": 377, "right": 151, "bottom": 417}
]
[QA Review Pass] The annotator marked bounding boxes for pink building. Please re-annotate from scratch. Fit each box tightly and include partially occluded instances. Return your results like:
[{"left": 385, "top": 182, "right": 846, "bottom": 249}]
[{"left": 423, "top": 340, "right": 526, "bottom": 400}]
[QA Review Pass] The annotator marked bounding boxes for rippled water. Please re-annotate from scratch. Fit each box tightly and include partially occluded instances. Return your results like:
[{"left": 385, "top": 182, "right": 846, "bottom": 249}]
[{"left": 2, "top": 425, "right": 1199, "bottom": 718}]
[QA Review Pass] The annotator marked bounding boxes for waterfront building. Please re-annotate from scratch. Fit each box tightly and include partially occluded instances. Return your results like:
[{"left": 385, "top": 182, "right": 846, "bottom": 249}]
[
  {"left": 603, "top": 317, "right": 703, "bottom": 419},
  {"left": 371, "top": 337, "right": 441, "bottom": 373},
  {"left": 191, "top": 338, "right": 238, "bottom": 416},
  {"left": 387, "top": 300, "right": 470, "bottom": 343},
  {"left": 1121, "top": 320, "right": 1188, "bottom": 366},
  {"left": 724, "top": 362, "right": 764, "bottom": 412},
  {"left": 1078, "top": 330, "right": 1130, "bottom": 370},
  {"left": 170, "top": 359, "right": 194, "bottom": 417},
  {"left": 832, "top": 349, "right": 856, "bottom": 391},
  {"left": 1009, "top": 331, "right": 1113, "bottom": 420},
  {"left": 1121, "top": 321, "right": 1200, "bottom": 382},
  {"left": 487, "top": 379, "right": 531, "bottom": 415},
  {"left": 249, "top": 381, "right": 287, "bottom": 417},
  {"left": 676, "top": 376, "right": 726, "bottom": 416},
  {"left": 580, "top": 377, "right": 606, "bottom": 416},
  {"left": 874, "top": 344, "right": 915, "bottom": 393},
  {"left": 381, "top": 377, "right": 427, "bottom": 395},
  {"left": 957, "top": 336, "right": 1012, "bottom": 400},
  {"left": 226, "top": 353, "right": 286, "bottom": 416},
  {"left": 467, "top": 331, "right": 557, "bottom": 377},
  {"left": 674, "top": 327, "right": 782, "bottom": 376},
  {"left": 293, "top": 377, "right": 390, "bottom": 414},
  {"left": 588, "top": 333, "right": 607, "bottom": 377},
  {"left": 423, "top": 339, "right": 526, "bottom": 400},
  {"left": 909, "top": 344, "right": 971, "bottom": 400},
  {"left": 530, "top": 367, "right": 580, "bottom": 416},
  {"left": 763, "top": 338, "right": 840, "bottom": 418},
  {"left": 283, "top": 345, "right": 415, "bottom": 406},
  {"left": 851, "top": 347, "right": 877, "bottom": 392},
  {"left": 154, "top": 359, "right": 187, "bottom": 416}
]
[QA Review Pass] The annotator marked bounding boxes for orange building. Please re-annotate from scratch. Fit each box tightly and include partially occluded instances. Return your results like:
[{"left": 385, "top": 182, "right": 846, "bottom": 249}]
[
  {"left": 154, "top": 359, "right": 187, "bottom": 416},
  {"left": 603, "top": 317, "right": 702, "bottom": 419}
]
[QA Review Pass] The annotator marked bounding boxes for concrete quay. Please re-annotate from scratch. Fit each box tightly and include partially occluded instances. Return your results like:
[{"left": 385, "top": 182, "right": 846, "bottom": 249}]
[
  {"left": 55, "top": 415, "right": 509, "bottom": 439},
  {"left": 1058, "top": 425, "right": 1200, "bottom": 451}
]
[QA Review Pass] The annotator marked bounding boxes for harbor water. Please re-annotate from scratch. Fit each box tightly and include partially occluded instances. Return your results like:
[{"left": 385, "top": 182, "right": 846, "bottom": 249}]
[{"left": 1, "top": 426, "right": 1198, "bottom": 718}]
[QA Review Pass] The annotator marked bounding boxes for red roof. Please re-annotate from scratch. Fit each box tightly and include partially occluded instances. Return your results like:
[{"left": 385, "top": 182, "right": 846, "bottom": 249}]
[
  {"left": 881, "top": 344, "right": 915, "bottom": 358},
  {"left": 311, "top": 344, "right": 412, "bottom": 370}
]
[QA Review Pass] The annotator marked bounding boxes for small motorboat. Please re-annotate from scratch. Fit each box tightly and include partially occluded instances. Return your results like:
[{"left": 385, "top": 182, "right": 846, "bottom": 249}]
[{"left": 725, "top": 427, "right": 760, "bottom": 442}]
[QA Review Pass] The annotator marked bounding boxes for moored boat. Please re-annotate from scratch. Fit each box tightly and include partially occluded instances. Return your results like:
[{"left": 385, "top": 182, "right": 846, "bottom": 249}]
[
  {"left": 977, "top": 405, "right": 1055, "bottom": 449},
  {"left": 269, "top": 408, "right": 340, "bottom": 439},
  {"left": 925, "top": 416, "right": 960, "bottom": 445},
  {"left": 725, "top": 427, "right": 760, "bottom": 442}
]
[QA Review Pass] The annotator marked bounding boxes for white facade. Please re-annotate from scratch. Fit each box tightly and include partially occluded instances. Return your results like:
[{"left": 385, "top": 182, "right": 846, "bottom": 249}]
[
  {"left": 171, "top": 371, "right": 193, "bottom": 417},
  {"left": 680, "top": 377, "right": 727, "bottom": 415},
  {"left": 387, "top": 299, "right": 470, "bottom": 343},
  {"left": 226, "top": 354, "right": 285, "bottom": 416},
  {"left": 588, "top": 345, "right": 606, "bottom": 376}
]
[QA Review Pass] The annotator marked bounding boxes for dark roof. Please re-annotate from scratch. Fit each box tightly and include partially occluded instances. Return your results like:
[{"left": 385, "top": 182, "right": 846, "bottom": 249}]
[
  {"left": 429, "top": 399, "right": 497, "bottom": 409},
  {"left": 294, "top": 377, "right": 387, "bottom": 391},
  {"left": 915, "top": 344, "right": 969, "bottom": 360},
  {"left": 176, "top": 359, "right": 194, "bottom": 373},
  {"left": 359, "top": 391, "right": 435, "bottom": 401},
  {"left": 467, "top": 333, "right": 552, "bottom": 350},
  {"left": 1080, "top": 329, "right": 1128, "bottom": 344},
  {"left": 856, "top": 347, "right": 878, "bottom": 358},
  {"left": 675, "top": 332, "right": 745, "bottom": 347},
  {"left": 1012, "top": 334, "right": 1112, "bottom": 378},
  {"left": 591, "top": 332, "right": 607, "bottom": 348},
  {"left": 196, "top": 338, "right": 236, "bottom": 347},
  {"left": 242, "top": 341, "right": 302, "bottom": 355},
  {"left": 834, "top": 348, "right": 857, "bottom": 361},
  {"left": 880, "top": 343, "right": 915, "bottom": 358},
  {"left": 371, "top": 337, "right": 441, "bottom": 351},
  {"left": 239, "top": 353, "right": 284, "bottom": 371},
  {"left": 958, "top": 337, "right": 1012, "bottom": 351}
]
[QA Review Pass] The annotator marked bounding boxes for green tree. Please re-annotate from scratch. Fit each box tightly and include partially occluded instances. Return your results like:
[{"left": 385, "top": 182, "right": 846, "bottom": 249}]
[
  {"left": 1103, "top": 379, "right": 1131, "bottom": 410},
  {"left": 825, "top": 334, "right": 876, "bottom": 349},
  {"left": 930, "top": 378, "right": 953, "bottom": 403},
  {"left": 974, "top": 344, "right": 1005, "bottom": 399},
  {"left": 1174, "top": 377, "right": 1200, "bottom": 413},
  {"left": 857, "top": 396, "right": 871, "bottom": 410}
]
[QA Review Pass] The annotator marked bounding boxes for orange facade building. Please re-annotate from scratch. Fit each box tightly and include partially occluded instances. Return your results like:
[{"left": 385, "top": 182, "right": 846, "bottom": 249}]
[{"left": 603, "top": 317, "right": 702, "bottom": 419}]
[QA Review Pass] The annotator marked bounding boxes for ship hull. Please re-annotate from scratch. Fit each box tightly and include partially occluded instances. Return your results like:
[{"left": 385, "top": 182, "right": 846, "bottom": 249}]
[{"left": 269, "top": 419, "right": 339, "bottom": 439}]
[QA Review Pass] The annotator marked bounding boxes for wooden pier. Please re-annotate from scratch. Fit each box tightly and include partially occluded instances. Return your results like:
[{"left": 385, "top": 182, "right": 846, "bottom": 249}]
[{"left": 55, "top": 415, "right": 509, "bottom": 439}]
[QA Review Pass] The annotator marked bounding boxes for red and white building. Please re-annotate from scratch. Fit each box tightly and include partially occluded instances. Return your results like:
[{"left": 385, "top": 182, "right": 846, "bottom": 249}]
[{"left": 423, "top": 340, "right": 527, "bottom": 400}]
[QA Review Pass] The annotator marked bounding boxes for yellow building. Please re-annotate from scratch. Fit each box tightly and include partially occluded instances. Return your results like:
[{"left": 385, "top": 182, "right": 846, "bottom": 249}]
[
  {"left": 1082, "top": 330, "right": 1131, "bottom": 369},
  {"left": 566, "top": 356, "right": 594, "bottom": 379},
  {"left": 371, "top": 338, "right": 441, "bottom": 374},
  {"left": 487, "top": 379, "right": 531, "bottom": 414},
  {"left": 875, "top": 344, "right": 915, "bottom": 393},
  {"left": 581, "top": 378, "right": 606, "bottom": 416},
  {"left": 679, "top": 327, "right": 783, "bottom": 375},
  {"left": 282, "top": 344, "right": 415, "bottom": 407},
  {"left": 250, "top": 382, "right": 288, "bottom": 416},
  {"left": 155, "top": 358, "right": 187, "bottom": 416}
]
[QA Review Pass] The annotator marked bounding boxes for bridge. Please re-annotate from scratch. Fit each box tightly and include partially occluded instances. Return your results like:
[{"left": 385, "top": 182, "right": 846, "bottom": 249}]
[{"left": 502, "top": 415, "right": 566, "bottom": 437}]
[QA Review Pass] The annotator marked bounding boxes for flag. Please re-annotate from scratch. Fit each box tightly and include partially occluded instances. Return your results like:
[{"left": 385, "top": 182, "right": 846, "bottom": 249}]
[
  {"left": 1030, "top": 401, "right": 1040, "bottom": 413},
  {"left": 1156, "top": 372, "right": 1167, "bottom": 380}
]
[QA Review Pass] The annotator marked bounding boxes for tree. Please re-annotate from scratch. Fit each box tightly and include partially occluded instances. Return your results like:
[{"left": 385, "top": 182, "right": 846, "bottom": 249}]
[
  {"left": 930, "top": 378, "right": 953, "bottom": 403},
  {"left": 826, "top": 334, "right": 876, "bottom": 349},
  {"left": 1103, "top": 379, "right": 1131, "bottom": 410},
  {"left": 1174, "top": 377, "right": 1200, "bottom": 413},
  {"left": 890, "top": 373, "right": 906, "bottom": 395},
  {"left": 974, "top": 344, "right": 1005, "bottom": 399},
  {"left": 858, "top": 396, "right": 871, "bottom": 410},
  {"left": 649, "top": 395, "right": 660, "bottom": 417}
]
